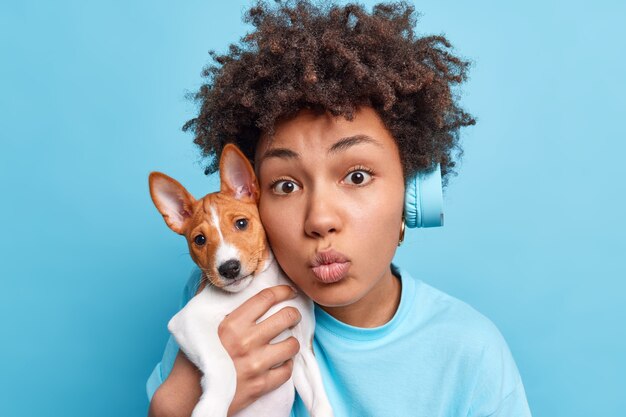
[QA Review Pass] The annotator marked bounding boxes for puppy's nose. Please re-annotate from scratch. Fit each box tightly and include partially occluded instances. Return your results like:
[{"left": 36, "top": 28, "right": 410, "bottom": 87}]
[{"left": 218, "top": 259, "right": 241, "bottom": 280}]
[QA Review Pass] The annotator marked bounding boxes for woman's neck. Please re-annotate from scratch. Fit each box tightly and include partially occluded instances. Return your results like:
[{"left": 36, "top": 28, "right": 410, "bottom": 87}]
[{"left": 320, "top": 267, "right": 402, "bottom": 328}]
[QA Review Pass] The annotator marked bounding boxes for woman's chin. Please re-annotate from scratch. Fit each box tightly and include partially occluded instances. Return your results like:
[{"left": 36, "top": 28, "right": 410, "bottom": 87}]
[{"left": 305, "top": 276, "right": 363, "bottom": 308}]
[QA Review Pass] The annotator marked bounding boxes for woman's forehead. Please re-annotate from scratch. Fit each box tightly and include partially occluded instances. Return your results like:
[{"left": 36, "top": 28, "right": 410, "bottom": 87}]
[{"left": 254, "top": 106, "right": 399, "bottom": 165}]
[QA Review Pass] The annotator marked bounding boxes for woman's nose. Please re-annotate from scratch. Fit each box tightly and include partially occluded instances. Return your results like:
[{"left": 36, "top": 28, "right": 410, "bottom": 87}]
[{"left": 304, "top": 188, "right": 342, "bottom": 238}]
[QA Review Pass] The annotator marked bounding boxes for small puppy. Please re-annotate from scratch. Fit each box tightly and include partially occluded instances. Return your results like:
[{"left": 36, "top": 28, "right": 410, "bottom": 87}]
[{"left": 149, "top": 144, "right": 333, "bottom": 417}]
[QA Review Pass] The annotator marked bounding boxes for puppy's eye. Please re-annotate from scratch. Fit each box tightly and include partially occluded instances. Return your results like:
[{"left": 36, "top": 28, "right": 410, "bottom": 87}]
[
  {"left": 194, "top": 235, "right": 206, "bottom": 246},
  {"left": 235, "top": 218, "right": 248, "bottom": 230}
]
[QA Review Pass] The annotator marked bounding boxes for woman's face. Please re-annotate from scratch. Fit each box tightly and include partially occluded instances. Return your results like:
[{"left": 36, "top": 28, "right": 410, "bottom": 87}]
[{"left": 255, "top": 106, "right": 405, "bottom": 320}]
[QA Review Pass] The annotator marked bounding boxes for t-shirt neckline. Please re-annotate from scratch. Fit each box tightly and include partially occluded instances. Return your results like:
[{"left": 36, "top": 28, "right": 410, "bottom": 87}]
[{"left": 313, "top": 264, "right": 416, "bottom": 341}]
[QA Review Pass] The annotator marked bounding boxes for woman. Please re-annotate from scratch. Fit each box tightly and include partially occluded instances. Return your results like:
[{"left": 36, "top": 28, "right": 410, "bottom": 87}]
[{"left": 147, "top": 1, "right": 531, "bottom": 416}]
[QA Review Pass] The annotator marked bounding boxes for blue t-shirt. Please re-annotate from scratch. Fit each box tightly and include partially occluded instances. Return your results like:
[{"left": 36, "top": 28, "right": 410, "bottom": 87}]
[{"left": 147, "top": 266, "right": 531, "bottom": 417}]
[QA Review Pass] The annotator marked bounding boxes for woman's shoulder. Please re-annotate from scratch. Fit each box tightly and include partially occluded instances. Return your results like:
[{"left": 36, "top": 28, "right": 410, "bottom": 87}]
[{"left": 402, "top": 269, "right": 526, "bottom": 402}]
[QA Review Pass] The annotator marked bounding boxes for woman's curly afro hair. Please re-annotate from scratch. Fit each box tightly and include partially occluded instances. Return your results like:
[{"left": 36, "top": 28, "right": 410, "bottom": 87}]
[{"left": 183, "top": 0, "right": 476, "bottom": 187}]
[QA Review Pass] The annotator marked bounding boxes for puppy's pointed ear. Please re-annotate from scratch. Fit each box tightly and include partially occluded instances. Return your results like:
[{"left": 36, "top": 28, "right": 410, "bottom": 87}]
[
  {"left": 149, "top": 172, "right": 196, "bottom": 235},
  {"left": 219, "top": 144, "right": 260, "bottom": 203}
]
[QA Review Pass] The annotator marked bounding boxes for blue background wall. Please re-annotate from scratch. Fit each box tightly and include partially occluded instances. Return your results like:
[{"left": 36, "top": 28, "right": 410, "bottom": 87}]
[{"left": 1, "top": 1, "right": 624, "bottom": 416}]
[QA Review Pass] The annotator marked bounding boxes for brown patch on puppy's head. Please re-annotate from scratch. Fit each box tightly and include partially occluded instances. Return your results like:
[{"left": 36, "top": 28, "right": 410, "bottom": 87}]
[{"left": 148, "top": 144, "right": 269, "bottom": 292}]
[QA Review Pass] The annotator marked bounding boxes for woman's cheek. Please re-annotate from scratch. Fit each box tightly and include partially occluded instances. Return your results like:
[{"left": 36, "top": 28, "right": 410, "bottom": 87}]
[
  {"left": 260, "top": 201, "right": 299, "bottom": 256},
  {"left": 356, "top": 200, "right": 403, "bottom": 272},
  {"left": 351, "top": 198, "right": 396, "bottom": 239}
]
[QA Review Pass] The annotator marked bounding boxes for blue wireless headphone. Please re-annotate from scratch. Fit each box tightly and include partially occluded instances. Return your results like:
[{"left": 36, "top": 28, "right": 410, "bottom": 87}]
[{"left": 403, "top": 163, "right": 444, "bottom": 228}]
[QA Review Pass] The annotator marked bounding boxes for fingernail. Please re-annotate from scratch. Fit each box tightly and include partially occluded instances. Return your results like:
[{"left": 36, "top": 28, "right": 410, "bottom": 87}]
[{"left": 290, "top": 286, "right": 298, "bottom": 295}]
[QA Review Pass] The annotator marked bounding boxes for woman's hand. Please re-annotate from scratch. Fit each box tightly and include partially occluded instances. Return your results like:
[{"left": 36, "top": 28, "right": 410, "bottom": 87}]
[
  {"left": 148, "top": 284, "right": 302, "bottom": 417},
  {"left": 220, "top": 285, "right": 302, "bottom": 415}
]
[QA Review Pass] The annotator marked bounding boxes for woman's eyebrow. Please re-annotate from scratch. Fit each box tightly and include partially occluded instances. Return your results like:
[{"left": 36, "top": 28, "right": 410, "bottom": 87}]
[
  {"left": 260, "top": 134, "right": 382, "bottom": 162},
  {"left": 328, "top": 134, "right": 383, "bottom": 155}
]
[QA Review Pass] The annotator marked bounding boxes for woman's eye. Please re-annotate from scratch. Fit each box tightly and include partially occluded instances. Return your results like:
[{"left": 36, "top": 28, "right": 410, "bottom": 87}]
[
  {"left": 194, "top": 234, "right": 206, "bottom": 246},
  {"left": 343, "top": 170, "right": 373, "bottom": 186},
  {"left": 235, "top": 218, "right": 248, "bottom": 230},
  {"left": 271, "top": 180, "right": 301, "bottom": 195}
]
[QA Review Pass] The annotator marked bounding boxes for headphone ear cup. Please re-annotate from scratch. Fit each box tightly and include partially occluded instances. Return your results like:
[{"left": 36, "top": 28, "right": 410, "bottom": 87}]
[{"left": 404, "top": 163, "right": 444, "bottom": 228}]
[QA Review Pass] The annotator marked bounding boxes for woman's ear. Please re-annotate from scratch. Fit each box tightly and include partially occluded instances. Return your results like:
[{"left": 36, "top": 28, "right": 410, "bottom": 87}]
[
  {"left": 149, "top": 172, "right": 196, "bottom": 234},
  {"left": 219, "top": 143, "right": 260, "bottom": 203}
]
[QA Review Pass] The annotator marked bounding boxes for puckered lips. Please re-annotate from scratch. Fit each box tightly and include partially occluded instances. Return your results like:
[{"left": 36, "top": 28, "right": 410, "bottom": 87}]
[{"left": 310, "top": 248, "right": 351, "bottom": 284}]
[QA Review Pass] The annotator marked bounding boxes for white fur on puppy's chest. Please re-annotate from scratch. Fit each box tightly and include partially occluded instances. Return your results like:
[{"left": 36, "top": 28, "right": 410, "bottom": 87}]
[{"left": 168, "top": 258, "right": 329, "bottom": 417}]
